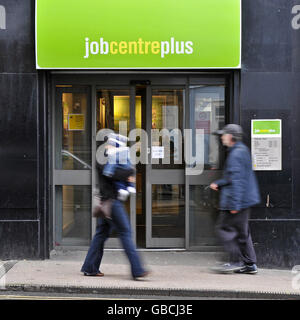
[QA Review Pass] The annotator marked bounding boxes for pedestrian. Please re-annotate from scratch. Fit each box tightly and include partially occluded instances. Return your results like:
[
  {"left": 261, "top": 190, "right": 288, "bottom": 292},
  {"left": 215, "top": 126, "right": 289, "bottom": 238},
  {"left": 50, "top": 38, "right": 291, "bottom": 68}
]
[
  {"left": 210, "top": 124, "right": 260, "bottom": 274},
  {"left": 81, "top": 134, "right": 148, "bottom": 280},
  {"left": 103, "top": 133, "right": 136, "bottom": 201}
]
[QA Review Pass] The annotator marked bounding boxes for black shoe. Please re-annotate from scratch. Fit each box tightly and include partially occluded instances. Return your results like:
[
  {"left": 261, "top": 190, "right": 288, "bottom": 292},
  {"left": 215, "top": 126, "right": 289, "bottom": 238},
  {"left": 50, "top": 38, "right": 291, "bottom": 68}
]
[
  {"left": 133, "top": 271, "right": 150, "bottom": 280},
  {"left": 211, "top": 262, "right": 243, "bottom": 274},
  {"left": 234, "top": 264, "right": 258, "bottom": 274},
  {"left": 83, "top": 271, "right": 104, "bottom": 277}
]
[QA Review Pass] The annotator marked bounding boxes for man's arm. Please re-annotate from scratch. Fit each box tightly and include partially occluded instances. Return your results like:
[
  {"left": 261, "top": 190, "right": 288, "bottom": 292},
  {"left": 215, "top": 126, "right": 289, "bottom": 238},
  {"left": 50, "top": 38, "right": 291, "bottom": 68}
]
[
  {"left": 226, "top": 151, "right": 245, "bottom": 212},
  {"left": 110, "top": 166, "right": 135, "bottom": 181},
  {"left": 210, "top": 165, "right": 231, "bottom": 190}
]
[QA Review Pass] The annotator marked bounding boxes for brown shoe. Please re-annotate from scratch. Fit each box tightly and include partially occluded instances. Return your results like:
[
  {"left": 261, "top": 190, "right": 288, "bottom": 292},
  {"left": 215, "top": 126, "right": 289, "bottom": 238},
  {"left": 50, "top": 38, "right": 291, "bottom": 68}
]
[{"left": 83, "top": 272, "right": 104, "bottom": 277}]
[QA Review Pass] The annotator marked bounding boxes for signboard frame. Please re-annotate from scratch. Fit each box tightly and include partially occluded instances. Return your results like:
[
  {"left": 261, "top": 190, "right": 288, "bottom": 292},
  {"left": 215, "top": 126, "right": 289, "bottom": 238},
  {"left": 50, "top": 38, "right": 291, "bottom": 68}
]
[
  {"left": 251, "top": 119, "right": 282, "bottom": 171},
  {"left": 35, "top": 0, "right": 242, "bottom": 70}
]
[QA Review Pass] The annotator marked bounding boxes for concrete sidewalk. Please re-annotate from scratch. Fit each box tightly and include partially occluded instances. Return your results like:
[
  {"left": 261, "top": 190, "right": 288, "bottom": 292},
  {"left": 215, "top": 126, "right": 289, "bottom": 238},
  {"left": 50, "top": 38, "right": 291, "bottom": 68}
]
[{"left": 1, "top": 250, "right": 300, "bottom": 299}]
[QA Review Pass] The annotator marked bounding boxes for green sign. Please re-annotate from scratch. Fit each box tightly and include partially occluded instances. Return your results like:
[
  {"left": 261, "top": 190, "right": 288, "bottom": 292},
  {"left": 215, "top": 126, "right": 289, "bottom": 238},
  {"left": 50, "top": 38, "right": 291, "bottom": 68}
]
[
  {"left": 35, "top": 0, "right": 241, "bottom": 69},
  {"left": 252, "top": 120, "right": 281, "bottom": 135}
]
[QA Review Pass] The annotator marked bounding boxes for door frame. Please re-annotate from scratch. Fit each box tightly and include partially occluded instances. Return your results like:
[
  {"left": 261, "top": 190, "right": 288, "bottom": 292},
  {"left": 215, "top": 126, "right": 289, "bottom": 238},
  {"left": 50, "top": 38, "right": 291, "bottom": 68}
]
[
  {"left": 52, "top": 86, "right": 92, "bottom": 246},
  {"left": 50, "top": 72, "right": 238, "bottom": 250},
  {"left": 94, "top": 85, "right": 137, "bottom": 248},
  {"left": 145, "top": 85, "right": 186, "bottom": 248}
]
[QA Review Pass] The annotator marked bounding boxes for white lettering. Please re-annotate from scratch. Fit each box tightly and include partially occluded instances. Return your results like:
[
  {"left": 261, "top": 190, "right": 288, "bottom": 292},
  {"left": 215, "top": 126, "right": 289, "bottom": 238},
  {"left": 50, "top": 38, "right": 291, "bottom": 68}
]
[
  {"left": 100, "top": 37, "right": 109, "bottom": 54},
  {"left": 151, "top": 304, "right": 193, "bottom": 316},
  {"left": 170, "top": 37, "right": 175, "bottom": 54},
  {"left": 107, "top": 304, "right": 141, "bottom": 318},
  {"left": 90, "top": 41, "right": 99, "bottom": 55},
  {"left": 185, "top": 41, "right": 194, "bottom": 54},
  {"left": 0, "top": 5, "right": 6, "bottom": 30},
  {"left": 292, "top": 265, "right": 300, "bottom": 290},
  {"left": 175, "top": 41, "right": 185, "bottom": 54},
  {"left": 292, "top": 5, "right": 300, "bottom": 30},
  {"left": 84, "top": 38, "right": 89, "bottom": 58},
  {"left": 161, "top": 41, "right": 169, "bottom": 58},
  {"left": 95, "top": 124, "right": 205, "bottom": 176}
]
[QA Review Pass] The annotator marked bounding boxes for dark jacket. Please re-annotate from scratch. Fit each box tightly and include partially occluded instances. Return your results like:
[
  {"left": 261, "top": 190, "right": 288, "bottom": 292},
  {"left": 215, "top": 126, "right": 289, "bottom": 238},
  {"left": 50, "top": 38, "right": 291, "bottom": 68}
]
[
  {"left": 97, "top": 162, "right": 134, "bottom": 200},
  {"left": 214, "top": 141, "right": 261, "bottom": 211}
]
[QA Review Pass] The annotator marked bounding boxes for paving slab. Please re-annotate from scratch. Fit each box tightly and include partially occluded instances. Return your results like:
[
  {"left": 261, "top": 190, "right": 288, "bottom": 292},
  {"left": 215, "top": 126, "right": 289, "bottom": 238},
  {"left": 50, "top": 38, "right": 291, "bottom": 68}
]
[{"left": 1, "top": 250, "right": 300, "bottom": 299}]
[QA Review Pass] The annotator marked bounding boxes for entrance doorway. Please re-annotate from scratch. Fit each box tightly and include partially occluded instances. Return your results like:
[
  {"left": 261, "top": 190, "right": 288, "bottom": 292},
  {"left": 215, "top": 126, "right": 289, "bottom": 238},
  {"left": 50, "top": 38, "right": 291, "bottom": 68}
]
[
  {"left": 95, "top": 85, "right": 185, "bottom": 248},
  {"left": 52, "top": 74, "right": 228, "bottom": 250}
]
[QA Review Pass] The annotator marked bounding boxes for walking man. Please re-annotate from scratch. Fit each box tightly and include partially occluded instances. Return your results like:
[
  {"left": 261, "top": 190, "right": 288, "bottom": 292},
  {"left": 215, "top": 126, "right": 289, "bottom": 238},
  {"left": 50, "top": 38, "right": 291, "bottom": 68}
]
[{"left": 210, "top": 124, "right": 260, "bottom": 274}]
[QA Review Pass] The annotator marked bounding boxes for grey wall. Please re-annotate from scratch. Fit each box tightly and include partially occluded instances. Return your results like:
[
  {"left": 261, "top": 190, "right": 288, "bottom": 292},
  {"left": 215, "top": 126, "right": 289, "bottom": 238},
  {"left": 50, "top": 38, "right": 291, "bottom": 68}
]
[
  {"left": 241, "top": 0, "right": 300, "bottom": 268},
  {"left": 0, "top": 0, "right": 46, "bottom": 259}
]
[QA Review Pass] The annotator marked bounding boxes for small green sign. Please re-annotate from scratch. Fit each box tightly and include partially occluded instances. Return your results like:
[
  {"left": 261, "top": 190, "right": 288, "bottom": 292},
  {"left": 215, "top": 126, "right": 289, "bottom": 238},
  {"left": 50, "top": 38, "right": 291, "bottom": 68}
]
[
  {"left": 252, "top": 120, "right": 281, "bottom": 135},
  {"left": 35, "top": 0, "right": 241, "bottom": 69}
]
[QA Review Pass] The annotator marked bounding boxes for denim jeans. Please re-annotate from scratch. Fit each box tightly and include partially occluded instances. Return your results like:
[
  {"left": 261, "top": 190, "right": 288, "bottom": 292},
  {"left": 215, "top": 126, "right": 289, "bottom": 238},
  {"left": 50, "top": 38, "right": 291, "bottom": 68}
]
[{"left": 81, "top": 200, "right": 145, "bottom": 277}]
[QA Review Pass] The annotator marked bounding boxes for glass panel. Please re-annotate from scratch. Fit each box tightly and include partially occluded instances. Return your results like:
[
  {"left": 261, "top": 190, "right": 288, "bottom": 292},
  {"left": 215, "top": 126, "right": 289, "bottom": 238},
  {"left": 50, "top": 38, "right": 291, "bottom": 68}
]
[
  {"left": 97, "top": 89, "right": 131, "bottom": 134},
  {"left": 189, "top": 185, "right": 219, "bottom": 247},
  {"left": 96, "top": 89, "right": 132, "bottom": 240},
  {"left": 151, "top": 89, "right": 184, "bottom": 169},
  {"left": 152, "top": 184, "right": 185, "bottom": 238},
  {"left": 135, "top": 89, "right": 145, "bottom": 247},
  {"left": 136, "top": 96, "right": 142, "bottom": 129},
  {"left": 189, "top": 85, "right": 225, "bottom": 170},
  {"left": 134, "top": 96, "right": 142, "bottom": 158},
  {"left": 189, "top": 84, "right": 225, "bottom": 247},
  {"left": 62, "top": 185, "right": 91, "bottom": 243},
  {"left": 60, "top": 92, "right": 91, "bottom": 170}
]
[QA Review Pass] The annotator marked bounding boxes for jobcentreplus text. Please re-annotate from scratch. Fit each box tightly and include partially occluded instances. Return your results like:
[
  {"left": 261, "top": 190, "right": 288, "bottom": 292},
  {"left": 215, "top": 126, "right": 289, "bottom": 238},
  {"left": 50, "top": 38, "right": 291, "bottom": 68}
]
[{"left": 84, "top": 37, "right": 194, "bottom": 59}]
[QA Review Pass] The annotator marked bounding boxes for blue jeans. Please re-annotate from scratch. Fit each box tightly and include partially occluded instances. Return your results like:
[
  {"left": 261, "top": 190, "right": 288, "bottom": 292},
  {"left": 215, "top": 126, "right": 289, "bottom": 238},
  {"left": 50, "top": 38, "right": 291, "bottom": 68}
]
[{"left": 81, "top": 200, "right": 145, "bottom": 277}]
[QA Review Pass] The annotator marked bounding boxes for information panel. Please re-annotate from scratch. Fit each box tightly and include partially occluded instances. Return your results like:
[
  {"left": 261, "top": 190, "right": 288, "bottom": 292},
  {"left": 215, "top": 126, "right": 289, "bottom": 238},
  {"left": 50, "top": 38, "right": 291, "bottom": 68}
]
[{"left": 251, "top": 119, "right": 282, "bottom": 171}]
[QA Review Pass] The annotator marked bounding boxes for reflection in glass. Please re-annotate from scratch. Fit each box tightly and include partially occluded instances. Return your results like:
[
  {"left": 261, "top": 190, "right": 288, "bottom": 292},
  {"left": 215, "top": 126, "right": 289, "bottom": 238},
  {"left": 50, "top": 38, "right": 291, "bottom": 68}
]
[
  {"left": 97, "top": 90, "right": 131, "bottom": 133},
  {"left": 62, "top": 185, "right": 91, "bottom": 242},
  {"left": 189, "top": 85, "right": 225, "bottom": 170},
  {"left": 151, "top": 89, "right": 184, "bottom": 169},
  {"left": 189, "top": 84, "right": 225, "bottom": 247},
  {"left": 61, "top": 92, "right": 91, "bottom": 169},
  {"left": 96, "top": 90, "right": 132, "bottom": 240},
  {"left": 152, "top": 184, "right": 185, "bottom": 238},
  {"left": 189, "top": 185, "right": 219, "bottom": 247}
]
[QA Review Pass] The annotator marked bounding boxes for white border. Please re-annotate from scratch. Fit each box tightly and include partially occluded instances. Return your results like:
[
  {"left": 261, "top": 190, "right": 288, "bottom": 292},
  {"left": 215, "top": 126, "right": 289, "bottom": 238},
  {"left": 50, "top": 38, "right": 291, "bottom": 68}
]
[
  {"left": 251, "top": 119, "right": 282, "bottom": 171},
  {"left": 35, "top": 0, "right": 242, "bottom": 70}
]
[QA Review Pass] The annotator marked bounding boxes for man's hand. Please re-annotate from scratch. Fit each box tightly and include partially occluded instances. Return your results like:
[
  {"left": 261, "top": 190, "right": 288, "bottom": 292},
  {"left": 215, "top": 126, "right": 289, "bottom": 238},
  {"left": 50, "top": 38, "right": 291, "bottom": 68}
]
[
  {"left": 210, "top": 183, "right": 219, "bottom": 191},
  {"left": 128, "top": 176, "right": 136, "bottom": 183},
  {"left": 230, "top": 210, "right": 238, "bottom": 214}
]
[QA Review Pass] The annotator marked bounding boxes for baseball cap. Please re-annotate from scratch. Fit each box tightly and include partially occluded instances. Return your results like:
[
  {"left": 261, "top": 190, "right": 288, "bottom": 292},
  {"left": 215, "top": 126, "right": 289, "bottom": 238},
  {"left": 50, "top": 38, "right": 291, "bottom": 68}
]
[{"left": 213, "top": 124, "right": 243, "bottom": 137}]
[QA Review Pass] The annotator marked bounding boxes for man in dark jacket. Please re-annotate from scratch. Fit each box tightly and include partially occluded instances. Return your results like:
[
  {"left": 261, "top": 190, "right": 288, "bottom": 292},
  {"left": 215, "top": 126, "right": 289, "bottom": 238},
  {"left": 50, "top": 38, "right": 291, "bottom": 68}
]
[{"left": 210, "top": 124, "right": 260, "bottom": 274}]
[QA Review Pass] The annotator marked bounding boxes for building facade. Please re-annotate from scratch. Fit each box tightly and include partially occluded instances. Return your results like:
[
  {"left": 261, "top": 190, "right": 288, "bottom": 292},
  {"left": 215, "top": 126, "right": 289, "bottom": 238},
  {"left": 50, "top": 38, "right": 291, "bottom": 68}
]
[{"left": 0, "top": 0, "right": 299, "bottom": 268}]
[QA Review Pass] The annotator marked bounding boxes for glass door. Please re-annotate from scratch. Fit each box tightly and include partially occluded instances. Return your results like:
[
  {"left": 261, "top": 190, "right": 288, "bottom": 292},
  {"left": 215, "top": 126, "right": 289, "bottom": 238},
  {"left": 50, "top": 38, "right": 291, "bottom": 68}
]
[
  {"left": 95, "top": 87, "right": 136, "bottom": 247},
  {"left": 54, "top": 87, "right": 92, "bottom": 246},
  {"left": 187, "top": 82, "right": 226, "bottom": 249},
  {"left": 145, "top": 86, "right": 186, "bottom": 248}
]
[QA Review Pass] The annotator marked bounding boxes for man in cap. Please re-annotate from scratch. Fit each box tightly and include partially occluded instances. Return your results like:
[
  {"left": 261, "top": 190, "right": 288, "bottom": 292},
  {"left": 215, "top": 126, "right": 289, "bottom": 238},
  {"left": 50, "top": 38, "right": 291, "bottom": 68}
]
[{"left": 210, "top": 124, "right": 260, "bottom": 274}]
